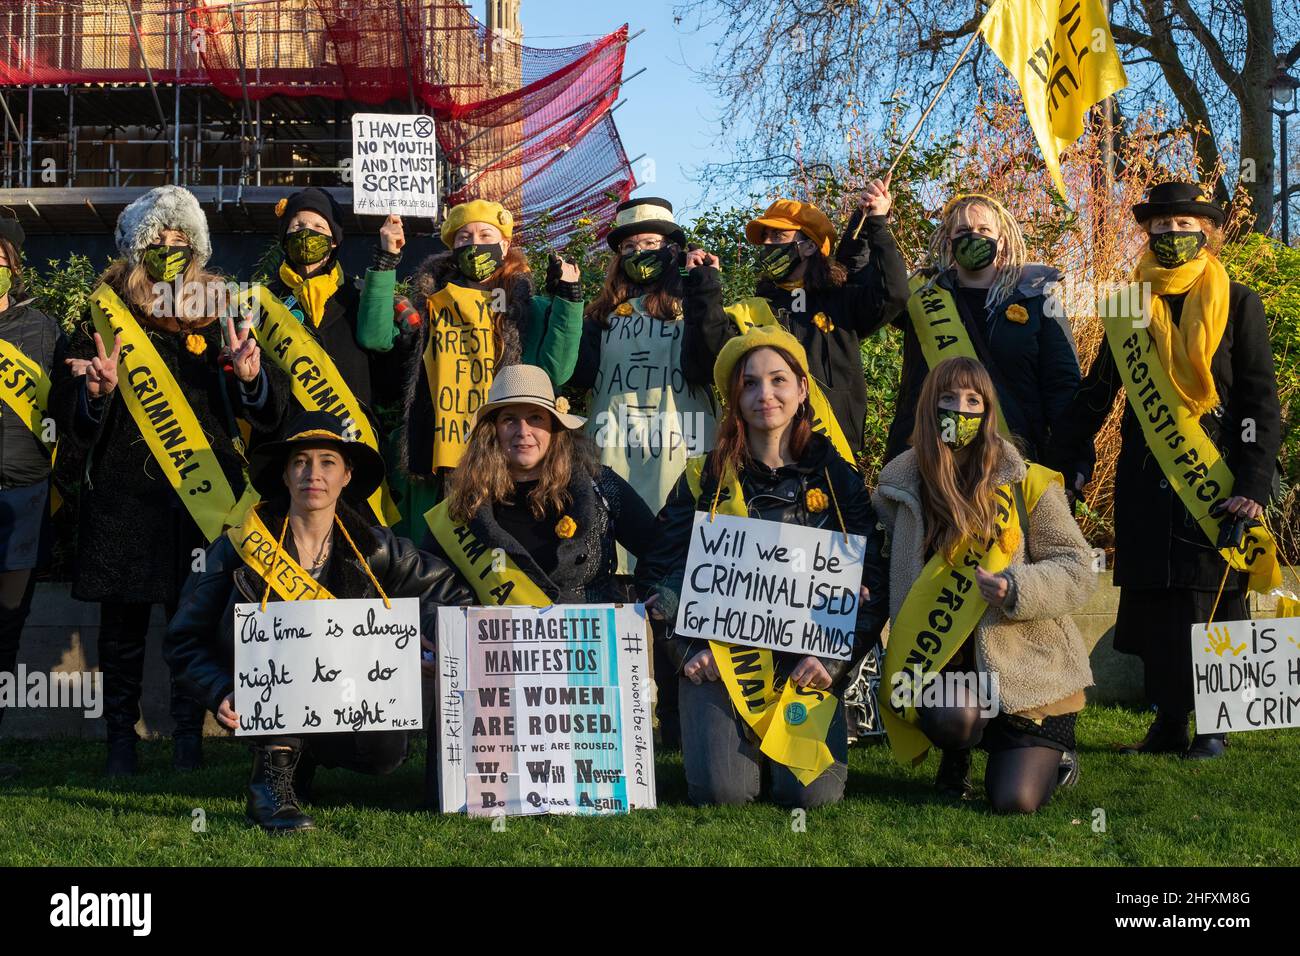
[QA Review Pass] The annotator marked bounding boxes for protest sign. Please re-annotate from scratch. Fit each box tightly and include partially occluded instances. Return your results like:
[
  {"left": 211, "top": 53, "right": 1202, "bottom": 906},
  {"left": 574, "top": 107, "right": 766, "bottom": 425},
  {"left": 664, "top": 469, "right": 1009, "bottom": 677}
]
[
  {"left": 350, "top": 112, "right": 438, "bottom": 218},
  {"left": 233, "top": 598, "right": 423, "bottom": 736},
  {"left": 436, "top": 604, "right": 655, "bottom": 817},
  {"left": 673, "top": 513, "right": 865, "bottom": 660},
  {"left": 1192, "top": 616, "right": 1300, "bottom": 733}
]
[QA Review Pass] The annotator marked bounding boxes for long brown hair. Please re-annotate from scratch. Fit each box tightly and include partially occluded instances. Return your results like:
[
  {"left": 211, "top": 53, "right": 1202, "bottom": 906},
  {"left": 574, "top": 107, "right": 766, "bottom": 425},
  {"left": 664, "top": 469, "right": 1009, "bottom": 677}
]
[
  {"left": 586, "top": 249, "right": 684, "bottom": 325},
  {"left": 446, "top": 408, "right": 600, "bottom": 524},
  {"left": 707, "top": 344, "right": 813, "bottom": 482},
  {"left": 99, "top": 256, "right": 229, "bottom": 331},
  {"left": 911, "top": 356, "right": 1007, "bottom": 562}
]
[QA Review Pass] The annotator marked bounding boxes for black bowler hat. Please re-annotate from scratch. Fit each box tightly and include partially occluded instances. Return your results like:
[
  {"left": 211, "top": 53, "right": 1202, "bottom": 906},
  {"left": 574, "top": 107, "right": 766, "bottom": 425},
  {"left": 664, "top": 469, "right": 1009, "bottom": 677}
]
[
  {"left": 1132, "top": 181, "right": 1225, "bottom": 227},
  {"left": 249, "top": 411, "right": 386, "bottom": 504},
  {"left": 0, "top": 217, "right": 24, "bottom": 252}
]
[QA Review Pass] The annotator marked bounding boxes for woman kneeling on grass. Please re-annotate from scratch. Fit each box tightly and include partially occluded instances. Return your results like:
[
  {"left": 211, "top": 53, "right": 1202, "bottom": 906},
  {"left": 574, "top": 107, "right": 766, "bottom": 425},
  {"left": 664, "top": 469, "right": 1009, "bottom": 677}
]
[
  {"left": 636, "top": 325, "right": 889, "bottom": 808},
  {"left": 872, "top": 356, "right": 1094, "bottom": 813},
  {"left": 165, "top": 411, "right": 473, "bottom": 833}
]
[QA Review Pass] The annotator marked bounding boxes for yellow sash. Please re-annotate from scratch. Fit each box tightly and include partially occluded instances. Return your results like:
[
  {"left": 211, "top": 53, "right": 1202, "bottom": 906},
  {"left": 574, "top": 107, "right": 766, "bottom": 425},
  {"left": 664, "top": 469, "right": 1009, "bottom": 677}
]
[
  {"left": 880, "top": 462, "right": 1059, "bottom": 766},
  {"left": 424, "top": 499, "right": 552, "bottom": 607},
  {"left": 1103, "top": 295, "right": 1281, "bottom": 594},
  {"left": 245, "top": 284, "right": 401, "bottom": 526},
  {"left": 684, "top": 454, "right": 839, "bottom": 785},
  {"left": 90, "top": 284, "right": 255, "bottom": 542},
  {"left": 0, "top": 336, "right": 61, "bottom": 513},
  {"left": 905, "top": 274, "right": 1011, "bottom": 434},
  {"left": 225, "top": 505, "right": 336, "bottom": 601},
  {"left": 724, "top": 298, "right": 856, "bottom": 465},
  {"left": 422, "top": 283, "right": 498, "bottom": 471}
]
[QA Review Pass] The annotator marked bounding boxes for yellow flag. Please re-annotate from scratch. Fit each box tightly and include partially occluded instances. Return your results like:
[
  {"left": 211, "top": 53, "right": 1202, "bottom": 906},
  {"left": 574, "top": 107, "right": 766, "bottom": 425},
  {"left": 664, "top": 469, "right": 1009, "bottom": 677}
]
[{"left": 980, "top": 0, "right": 1128, "bottom": 197}]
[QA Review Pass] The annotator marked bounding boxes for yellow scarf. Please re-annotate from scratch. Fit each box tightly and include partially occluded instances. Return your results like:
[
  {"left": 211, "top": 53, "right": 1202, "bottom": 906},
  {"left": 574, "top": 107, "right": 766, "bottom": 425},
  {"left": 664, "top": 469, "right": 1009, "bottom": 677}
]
[
  {"left": 1132, "top": 249, "right": 1230, "bottom": 416},
  {"left": 278, "top": 260, "right": 344, "bottom": 329}
]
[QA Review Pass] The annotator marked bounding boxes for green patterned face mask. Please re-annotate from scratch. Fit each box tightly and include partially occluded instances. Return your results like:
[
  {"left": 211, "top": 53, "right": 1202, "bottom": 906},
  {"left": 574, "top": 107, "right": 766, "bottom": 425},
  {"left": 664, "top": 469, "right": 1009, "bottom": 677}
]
[
  {"left": 455, "top": 243, "right": 504, "bottom": 282},
  {"left": 142, "top": 244, "right": 193, "bottom": 282},
  {"left": 756, "top": 241, "right": 801, "bottom": 280},
  {"left": 0, "top": 266, "right": 11, "bottom": 299},
  {"left": 1148, "top": 230, "right": 1205, "bottom": 268},
  {"left": 952, "top": 233, "right": 998, "bottom": 271},
  {"left": 284, "top": 228, "right": 334, "bottom": 266},
  {"left": 937, "top": 407, "right": 984, "bottom": 449}
]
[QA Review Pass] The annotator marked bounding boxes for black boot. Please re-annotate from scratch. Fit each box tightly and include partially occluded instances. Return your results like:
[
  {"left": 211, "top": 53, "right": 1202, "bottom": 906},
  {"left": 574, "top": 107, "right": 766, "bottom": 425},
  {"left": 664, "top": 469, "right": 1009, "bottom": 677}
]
[
  {"left": 1119, "top": 710, "right": 1189, "bottom": 755},
  {"left": 1057, "top": 750, "right": 1080, "bottom": 789},
  {"left": 246, "top": 744, "right": 316, "bottom": 833},
  {"left": 172, "top": 735, "right": 204, "bottom": 772},
  {"left": 106, "top": 737, "right": 138, "bottom": 776},
  {"left": 1184, "top": 733, "right": 1228, "bottom": 760},
  {"left": 935, "top": 748, "right": 974, "bottom": 799}
]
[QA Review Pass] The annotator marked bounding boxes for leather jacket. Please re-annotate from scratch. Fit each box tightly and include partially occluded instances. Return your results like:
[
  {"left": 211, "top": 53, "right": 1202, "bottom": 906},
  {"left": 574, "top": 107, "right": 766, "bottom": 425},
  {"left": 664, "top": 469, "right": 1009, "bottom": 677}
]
[
  {"left": 164, "top": 498, "right": 475, "bottom": 714},
  {"left": 635, "top": 433, "right": 889, "bottom": 688}
]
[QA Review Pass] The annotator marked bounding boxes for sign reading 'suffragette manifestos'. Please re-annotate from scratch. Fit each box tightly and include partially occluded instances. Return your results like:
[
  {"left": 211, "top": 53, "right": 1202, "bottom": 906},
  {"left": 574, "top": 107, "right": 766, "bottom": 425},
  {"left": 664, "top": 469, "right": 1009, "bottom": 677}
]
[
  {"left": 233, "top": 598, "right": 423, "bottom": 736},
  {"left": 1192, "top": 616, "right": 1300, "bottom": 733},
  {"left": 350, "top": 112, "right": 438, "bottom": 218},
  {"left": 436, "top": 604, "right": 656, "bottom": 816},
  {"left": 674, "top": 513, "right": 865, "bottom": 661}
]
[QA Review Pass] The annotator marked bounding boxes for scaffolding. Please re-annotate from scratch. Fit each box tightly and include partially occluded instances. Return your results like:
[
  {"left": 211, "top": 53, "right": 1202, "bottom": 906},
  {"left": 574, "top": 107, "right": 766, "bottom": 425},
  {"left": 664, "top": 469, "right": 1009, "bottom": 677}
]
[{"left": 0, "top": 0, "right": 637, "bottom": 242}]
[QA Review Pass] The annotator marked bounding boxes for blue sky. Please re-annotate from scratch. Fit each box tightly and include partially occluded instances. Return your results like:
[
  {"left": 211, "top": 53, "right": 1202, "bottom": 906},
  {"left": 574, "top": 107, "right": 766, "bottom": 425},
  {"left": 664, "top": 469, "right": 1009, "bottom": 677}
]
[{"left": 518, "top": 0, "right": 727, "bottom": 216}]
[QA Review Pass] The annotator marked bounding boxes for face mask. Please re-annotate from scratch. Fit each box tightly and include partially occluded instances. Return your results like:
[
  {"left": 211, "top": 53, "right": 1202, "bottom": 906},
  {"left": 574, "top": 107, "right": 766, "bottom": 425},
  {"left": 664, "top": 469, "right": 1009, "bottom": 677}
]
[
  {"left": 283, "top": 228, "right": 334, "bottom": 267},
  {"left": 1149, "top": 230, "right": 1205, "bottom": 268},
  {"left": 622, "top": 247, "right": 673, "bottom": 285},
  {"left": 455, "top": 243, "right": 505, "bottom": 282},
  {"left": 0, "top": 266, "right": 11, "bottom": 299},
  {"left": 937, "top": 407, "right": 984, "bottom": 449},
  {"left": 756, "top": 241, "right": 801, "bottom": 281},
  {"left": 952, "top": 233, "right": 998, "bottom": 272},
  {"left": 142, "top": 244, "right": 193, "bottom": 282}
]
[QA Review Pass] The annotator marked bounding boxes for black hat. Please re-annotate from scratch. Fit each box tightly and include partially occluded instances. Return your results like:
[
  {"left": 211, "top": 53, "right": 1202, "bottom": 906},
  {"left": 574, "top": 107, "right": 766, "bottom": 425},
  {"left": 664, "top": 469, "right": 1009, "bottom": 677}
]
[
  {"left": 1132, "top": 181, "right": 1225, "bottom": 227},
  {"left": 277, "top": 187, "right": 345, "bottom": 244},
  {"left": 606, "top": 197, "right": 687, "bottom": 250},
  {"left": 0, "top": 217, "right": 24, "bottom": 252},
  {"left": 249, "top": 411, "right": 386, "bottom": 505}
]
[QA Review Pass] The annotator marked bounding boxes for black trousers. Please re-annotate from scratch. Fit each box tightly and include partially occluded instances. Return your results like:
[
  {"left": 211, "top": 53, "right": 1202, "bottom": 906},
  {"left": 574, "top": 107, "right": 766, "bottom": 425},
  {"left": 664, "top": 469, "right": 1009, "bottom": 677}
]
[
  {"left": 98, "top": 600, "right": 207, "bottom": 742},
  {"left": 0, "top": 569, "right": 38, "bottom": 729},
  {"left": 263, "top": 731, "right": 409, "bottom": 775}
]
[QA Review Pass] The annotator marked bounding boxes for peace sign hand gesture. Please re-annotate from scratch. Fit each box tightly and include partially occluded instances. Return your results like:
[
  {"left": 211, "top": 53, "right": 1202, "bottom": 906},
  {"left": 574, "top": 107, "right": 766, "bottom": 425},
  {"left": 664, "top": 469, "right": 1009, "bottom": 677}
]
[
  {"left": 225, "top": 317, "right": 262, "bottom": 383},
  {"left": 65, "top": 331, "right": 121, "bottom": 399}
]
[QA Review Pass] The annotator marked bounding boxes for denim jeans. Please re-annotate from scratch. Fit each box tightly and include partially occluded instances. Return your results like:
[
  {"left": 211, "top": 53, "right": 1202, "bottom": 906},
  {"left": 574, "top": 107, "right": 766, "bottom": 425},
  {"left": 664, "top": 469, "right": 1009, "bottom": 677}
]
[{"left": 679, "top": 676, "right": 848, "bottom": 808}]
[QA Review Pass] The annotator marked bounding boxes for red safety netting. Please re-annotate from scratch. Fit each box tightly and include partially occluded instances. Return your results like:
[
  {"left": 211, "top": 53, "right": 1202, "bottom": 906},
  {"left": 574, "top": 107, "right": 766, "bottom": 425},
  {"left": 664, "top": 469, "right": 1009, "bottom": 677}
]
[{"left": 0, "top": 0, "right": 634, "bottom": 241}]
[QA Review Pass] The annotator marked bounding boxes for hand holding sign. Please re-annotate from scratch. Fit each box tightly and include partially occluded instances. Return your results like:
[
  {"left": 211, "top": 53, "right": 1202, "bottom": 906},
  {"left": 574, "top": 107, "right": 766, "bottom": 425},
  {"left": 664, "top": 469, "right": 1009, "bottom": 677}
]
[
  {"left": 684, "top": 648, "right": 719, "bottom": 684},
  {"left": 380, "top": 215, "right": 405, "bottom": 254},
  {"left": 225, "top": 317, "right": 262, "bottom": 383},
  {"left": 217, "top": 692, "right": 239, "bottom": 730},
  {"left": 65, "top": 332, "right": 121, "bottom": 398}
]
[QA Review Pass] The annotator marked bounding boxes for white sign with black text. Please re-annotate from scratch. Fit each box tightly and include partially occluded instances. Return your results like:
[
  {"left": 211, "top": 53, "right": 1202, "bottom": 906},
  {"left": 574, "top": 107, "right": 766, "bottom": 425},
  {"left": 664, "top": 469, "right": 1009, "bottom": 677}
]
[
  {"left": 1192, "top": 616, "right": 1300, "bottom": 733},
  {"left": 350, "top": 112, "right": 438, "bottom": 217}
]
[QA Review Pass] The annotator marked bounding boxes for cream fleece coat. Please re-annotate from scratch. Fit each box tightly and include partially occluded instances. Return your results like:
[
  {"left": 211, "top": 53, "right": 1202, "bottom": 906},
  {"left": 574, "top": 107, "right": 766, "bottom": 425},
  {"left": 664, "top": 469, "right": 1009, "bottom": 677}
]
[{"left": 871, "top": 440, "right": 1095, "bottom": 714}]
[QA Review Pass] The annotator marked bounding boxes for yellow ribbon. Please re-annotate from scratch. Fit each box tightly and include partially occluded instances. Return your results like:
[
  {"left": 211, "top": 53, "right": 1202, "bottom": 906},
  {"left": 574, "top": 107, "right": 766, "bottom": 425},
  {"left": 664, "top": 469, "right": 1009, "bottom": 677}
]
[
  {"left": 277, "top": 260, "right": 343, "bottom": 330},
  {"left": 424, "top": 499, "right": 552, "bottom": 607},
  {"left": 0, "top": 335, "right": 61, "bottom": 513},
  {"left": 226, "top": 504, "right": 337, "bottom": 602}
]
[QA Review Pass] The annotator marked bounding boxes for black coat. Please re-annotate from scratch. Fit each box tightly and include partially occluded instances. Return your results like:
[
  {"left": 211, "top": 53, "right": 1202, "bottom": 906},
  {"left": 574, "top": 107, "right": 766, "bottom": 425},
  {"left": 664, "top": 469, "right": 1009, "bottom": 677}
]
[
  {"left": 634, "top": 433, "right": 890, "bottom": 687},
  {"left": 48, "top": 307, "right": 290, "bottom": 604},
  {"left": 422, "top": 465, "right": 656, "bottom": 605},
  {"left": 164, "top": 497, "right": 475, "bottom": 714},
  {"left": 884, "top": 266, "right": 1083, "bottom": 463},
  {"left": 0, "top": 299, "right": 66, "bottom": 487},
  {"left": 681, "top": 216, "right": 910, "bottom": 455},
  {"left": 1046, "top": 281, "right": 1281, "bottom": 591}
]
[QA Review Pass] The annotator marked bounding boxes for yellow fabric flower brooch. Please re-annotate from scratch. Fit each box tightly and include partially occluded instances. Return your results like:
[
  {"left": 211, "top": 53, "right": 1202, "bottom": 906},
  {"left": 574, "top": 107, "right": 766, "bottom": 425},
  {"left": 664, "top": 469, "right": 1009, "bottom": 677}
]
[
  {"left": 274, "top": 197, "right": 288, "bottom": 218},
  {"left": 554, "top": 396, "right": 570, "bottom": 414},
  {"left": 805, "top": 488, "right": 829, "bottom": 513},
  {"left": 555, "top": 515, "right": 577, "bottom": 539},
  {"left": 812, "top": 311, "right": 835, "bottom": 333},
  {"left": 1004, "top": 304, "right": 1029, "bottom": 325},
  {"left": 185, "top": 333, "right": 207, "bottom": 355},
  {"left": 614, "top": 301, "right": 635, "bottom": 317}
]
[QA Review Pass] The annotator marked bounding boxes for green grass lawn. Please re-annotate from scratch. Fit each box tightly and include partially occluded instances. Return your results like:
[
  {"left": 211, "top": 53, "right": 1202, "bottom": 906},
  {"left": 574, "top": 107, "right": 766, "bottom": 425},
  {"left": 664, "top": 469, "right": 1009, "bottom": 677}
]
[{"left": 1, "top": 704, "right": 1295, "bottom": 866}]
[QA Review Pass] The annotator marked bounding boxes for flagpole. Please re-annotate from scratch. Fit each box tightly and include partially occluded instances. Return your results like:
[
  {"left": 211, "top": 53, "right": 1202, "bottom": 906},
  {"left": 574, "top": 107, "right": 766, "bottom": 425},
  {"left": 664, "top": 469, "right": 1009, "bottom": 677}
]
[{"left": 851, "top": 28, "right": 982, "bottom": 239}]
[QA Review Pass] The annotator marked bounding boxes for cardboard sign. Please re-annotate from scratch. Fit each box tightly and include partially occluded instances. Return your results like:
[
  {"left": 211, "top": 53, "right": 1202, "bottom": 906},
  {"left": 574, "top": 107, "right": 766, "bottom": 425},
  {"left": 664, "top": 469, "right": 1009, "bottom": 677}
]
[
  {"left": 233, "top": 598, "right": 423, "bottom": 736},
  {"left": 351, "top": 112, "right": 438, "bottom": 217},
  {"left": 674, "top": 512, "right": 865, "bottom": 660},
  {"left": 436, "top": 604, "right": 656, "bottom": 816},
  {"left": 1192, "top": 616, "right": 1300, "bottom": 733}
]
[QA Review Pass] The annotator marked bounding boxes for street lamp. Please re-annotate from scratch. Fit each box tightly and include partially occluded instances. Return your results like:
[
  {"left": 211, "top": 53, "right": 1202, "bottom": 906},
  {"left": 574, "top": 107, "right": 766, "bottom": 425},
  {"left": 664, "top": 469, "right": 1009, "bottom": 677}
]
[{"left": 1269, "top": 63, "right": 1299, "bottom": 245}]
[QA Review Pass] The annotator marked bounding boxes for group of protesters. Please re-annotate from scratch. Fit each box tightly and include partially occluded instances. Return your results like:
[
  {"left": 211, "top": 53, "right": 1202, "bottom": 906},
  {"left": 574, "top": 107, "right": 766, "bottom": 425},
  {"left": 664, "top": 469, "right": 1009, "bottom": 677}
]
[{"left": 0, "top": 172, "right": 1282, "bottom": 832}]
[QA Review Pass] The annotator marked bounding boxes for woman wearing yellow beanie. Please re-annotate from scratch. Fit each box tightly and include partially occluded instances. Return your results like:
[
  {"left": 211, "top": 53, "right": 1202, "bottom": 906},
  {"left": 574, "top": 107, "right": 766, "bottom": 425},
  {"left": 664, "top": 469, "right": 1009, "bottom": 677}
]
[{"left": 359, "top": 199, "right": 584, "bottom": 528}]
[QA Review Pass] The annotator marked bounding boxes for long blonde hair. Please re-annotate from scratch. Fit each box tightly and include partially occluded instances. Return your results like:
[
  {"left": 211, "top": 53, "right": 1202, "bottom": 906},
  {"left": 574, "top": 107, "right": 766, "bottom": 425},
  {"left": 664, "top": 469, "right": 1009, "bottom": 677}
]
[
  {"left": 99, "top": 256, "right": 229, "bottom": 331},
  {"left": 445, "top": 410, "right": 600, "bottom": 525},
  {"left": 924, "top": 194, "right": 1027, "bottom": 312},
  {"left": 911, "top": 357, "right": 1008, "bottom": 563}
]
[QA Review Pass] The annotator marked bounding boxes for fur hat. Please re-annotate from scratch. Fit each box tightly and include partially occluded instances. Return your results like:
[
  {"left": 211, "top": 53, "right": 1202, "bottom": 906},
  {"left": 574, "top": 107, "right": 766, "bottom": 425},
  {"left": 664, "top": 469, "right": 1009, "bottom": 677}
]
[{"left": 114, "top": 185, "right": 213, "bottom": 268}]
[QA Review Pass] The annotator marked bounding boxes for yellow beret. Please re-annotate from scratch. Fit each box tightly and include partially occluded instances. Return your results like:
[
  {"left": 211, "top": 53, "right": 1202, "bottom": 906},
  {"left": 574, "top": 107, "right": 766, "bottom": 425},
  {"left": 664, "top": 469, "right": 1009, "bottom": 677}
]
[
  {"left": 745, "top": 199, "right": 835, "bottom": 257},
  {"left": 714, "top": 324, "right": 812, "bottom": 402},
  {"left": 440, "top": 200, "right": 514, "bottom": 247}
]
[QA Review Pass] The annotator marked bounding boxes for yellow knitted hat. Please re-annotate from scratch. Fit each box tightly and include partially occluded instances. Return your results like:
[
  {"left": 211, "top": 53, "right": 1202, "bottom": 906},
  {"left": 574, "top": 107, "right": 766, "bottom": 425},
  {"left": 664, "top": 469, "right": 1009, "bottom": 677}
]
[
  {"left": 713, "top": 324, "right": 812, "bottom": 403},
  {"left": 440, "top": 200, "right": 515, "bottom": 247}
]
